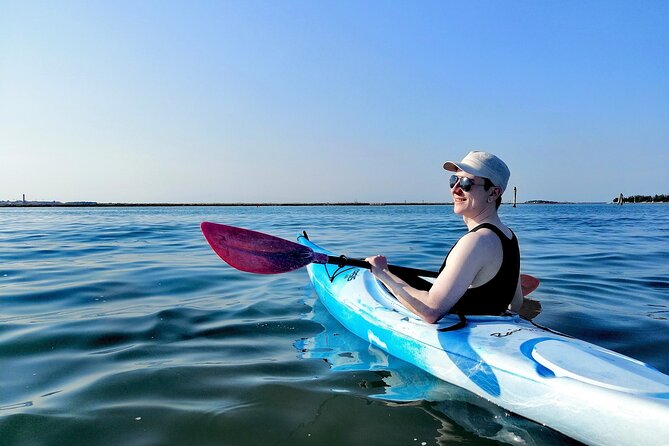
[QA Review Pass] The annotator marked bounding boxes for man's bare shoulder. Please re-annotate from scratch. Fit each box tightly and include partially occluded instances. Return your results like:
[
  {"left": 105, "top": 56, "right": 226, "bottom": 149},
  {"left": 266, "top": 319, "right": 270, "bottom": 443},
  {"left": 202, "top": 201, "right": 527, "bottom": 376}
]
[{"left": 461, "top": 227, "right": 501, "bottom": 250}]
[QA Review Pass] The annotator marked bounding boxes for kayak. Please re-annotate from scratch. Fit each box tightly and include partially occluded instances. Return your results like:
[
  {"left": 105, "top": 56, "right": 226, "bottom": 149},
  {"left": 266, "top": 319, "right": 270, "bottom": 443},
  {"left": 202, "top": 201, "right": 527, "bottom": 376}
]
[{"left": 298, "top": 235, "right": 669, "bottom": 446}]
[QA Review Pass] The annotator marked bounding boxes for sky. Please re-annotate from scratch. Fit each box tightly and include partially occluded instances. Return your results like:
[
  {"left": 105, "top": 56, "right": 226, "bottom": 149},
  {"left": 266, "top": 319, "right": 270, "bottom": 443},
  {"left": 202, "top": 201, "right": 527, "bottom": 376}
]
[{"left": 1, "top": 0, "right": 668, "bottom": 204}]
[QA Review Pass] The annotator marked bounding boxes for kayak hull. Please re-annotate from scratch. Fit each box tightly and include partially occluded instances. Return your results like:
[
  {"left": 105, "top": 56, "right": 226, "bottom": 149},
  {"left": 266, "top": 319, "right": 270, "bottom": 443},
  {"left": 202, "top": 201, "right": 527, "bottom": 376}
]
[{"left": 299, "top": 236, "right": 669, "bottom": 446}]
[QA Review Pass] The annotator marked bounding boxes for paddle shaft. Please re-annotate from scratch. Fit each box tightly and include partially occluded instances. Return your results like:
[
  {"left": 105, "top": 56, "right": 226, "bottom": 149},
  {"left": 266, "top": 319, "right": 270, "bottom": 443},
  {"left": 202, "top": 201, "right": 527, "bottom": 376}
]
[
  {"left": 319, "top": 253, "right": 540, "bottom": 297},
  {"left": 322, "top": 255, "right": 439, "bottom": 278}
]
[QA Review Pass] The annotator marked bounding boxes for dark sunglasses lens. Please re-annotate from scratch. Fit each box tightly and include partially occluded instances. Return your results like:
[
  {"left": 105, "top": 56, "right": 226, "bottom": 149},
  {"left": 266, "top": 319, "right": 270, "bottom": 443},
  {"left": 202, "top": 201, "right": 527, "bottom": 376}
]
[{"left": 449, "top": 175, "right": 458, "bottom": 188}]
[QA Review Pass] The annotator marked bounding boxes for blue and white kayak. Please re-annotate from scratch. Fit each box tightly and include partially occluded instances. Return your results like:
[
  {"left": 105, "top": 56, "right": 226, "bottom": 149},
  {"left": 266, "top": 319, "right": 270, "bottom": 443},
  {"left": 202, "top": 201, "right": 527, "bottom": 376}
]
[{"left": 298, "top": 236, "right": 669, "bottom": 446}]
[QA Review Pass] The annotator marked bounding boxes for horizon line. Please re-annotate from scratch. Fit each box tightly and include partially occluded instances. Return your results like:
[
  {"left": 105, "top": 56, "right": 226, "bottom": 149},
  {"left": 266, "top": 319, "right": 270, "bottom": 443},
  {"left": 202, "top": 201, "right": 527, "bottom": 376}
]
[{"left": 0, "top": 200, "right": 619, "bottom": 208}]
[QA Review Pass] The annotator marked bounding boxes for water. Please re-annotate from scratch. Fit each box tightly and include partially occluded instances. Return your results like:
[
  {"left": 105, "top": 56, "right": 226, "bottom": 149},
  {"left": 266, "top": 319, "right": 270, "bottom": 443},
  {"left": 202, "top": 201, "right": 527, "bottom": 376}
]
[{"left": 1, "top": 204, "right": 667, "bottom": 445}]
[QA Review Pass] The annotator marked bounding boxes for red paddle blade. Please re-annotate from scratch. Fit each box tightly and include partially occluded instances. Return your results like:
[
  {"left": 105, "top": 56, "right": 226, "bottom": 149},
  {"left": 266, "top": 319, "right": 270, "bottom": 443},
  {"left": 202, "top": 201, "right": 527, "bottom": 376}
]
[
  {"left": 521, "top": 274, "right": 540, "bottom": 296},
  {"left": 201, "top": 222, "right": 315, "bottom": 274}
]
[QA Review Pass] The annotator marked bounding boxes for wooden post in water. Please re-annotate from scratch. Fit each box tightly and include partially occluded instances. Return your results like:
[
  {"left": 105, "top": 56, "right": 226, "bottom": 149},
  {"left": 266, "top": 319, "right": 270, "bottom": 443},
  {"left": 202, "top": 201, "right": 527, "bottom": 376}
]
[{"left": 513, "top": 187, "right": 517, "bottom": 208}]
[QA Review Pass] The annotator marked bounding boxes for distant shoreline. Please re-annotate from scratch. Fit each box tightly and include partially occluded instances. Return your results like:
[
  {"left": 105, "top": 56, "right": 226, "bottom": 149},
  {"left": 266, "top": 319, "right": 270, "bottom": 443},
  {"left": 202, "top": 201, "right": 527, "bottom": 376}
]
[
  {"left": 0, "top": 201, "right": 624, "bottom": 208},
  {"left": 4, "top": 201, "right": 443, "bottom": 207}
]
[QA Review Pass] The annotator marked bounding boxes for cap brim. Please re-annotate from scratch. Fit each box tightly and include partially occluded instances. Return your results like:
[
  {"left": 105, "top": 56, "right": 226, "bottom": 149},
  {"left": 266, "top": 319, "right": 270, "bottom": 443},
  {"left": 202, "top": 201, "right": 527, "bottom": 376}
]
[
  {"left": 443, "top": 161, "right": 460, "bottom": 172},
  {"left": 443, "top": 161, "right": 484, "bottom": 177}
]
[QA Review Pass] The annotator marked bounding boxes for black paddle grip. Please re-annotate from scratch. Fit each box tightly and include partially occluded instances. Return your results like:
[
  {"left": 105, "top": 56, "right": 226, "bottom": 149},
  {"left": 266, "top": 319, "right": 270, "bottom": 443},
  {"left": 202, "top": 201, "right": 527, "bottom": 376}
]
[{"left": 326, "top": 255, "right": 438, "bottom": 278}]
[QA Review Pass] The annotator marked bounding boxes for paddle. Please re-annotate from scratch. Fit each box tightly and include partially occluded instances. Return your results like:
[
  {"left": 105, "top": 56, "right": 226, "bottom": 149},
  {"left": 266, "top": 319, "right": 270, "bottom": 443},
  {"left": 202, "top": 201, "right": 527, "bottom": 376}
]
[{"left": 201, "top": 222, "right": 540, "bottom": 297}]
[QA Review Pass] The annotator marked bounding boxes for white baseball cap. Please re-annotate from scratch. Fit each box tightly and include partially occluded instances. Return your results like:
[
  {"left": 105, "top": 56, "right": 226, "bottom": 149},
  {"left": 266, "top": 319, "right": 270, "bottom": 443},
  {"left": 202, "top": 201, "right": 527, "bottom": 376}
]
[{"left": 443, "top": 151, "right": 510, "bottom": 193}]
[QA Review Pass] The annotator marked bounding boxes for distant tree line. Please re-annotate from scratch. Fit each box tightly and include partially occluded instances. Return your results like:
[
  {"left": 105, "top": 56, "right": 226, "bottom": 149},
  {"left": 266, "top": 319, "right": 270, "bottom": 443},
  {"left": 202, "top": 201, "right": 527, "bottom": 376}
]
[{"left": 613, "top": 194, "right": 669, "bottom": 203}]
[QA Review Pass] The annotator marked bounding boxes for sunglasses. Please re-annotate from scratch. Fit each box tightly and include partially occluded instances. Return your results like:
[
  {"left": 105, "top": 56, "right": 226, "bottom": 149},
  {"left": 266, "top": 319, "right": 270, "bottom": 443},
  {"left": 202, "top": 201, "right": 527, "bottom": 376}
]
[{"left": 449, "top": 175, "right": 486, "bottom": 192}]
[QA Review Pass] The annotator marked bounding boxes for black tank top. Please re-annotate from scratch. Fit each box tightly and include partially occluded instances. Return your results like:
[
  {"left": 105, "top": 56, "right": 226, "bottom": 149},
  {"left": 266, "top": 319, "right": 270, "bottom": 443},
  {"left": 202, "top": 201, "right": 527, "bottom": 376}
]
[{"left": 440, "top": 223, "right": 520, "bottom": 315}]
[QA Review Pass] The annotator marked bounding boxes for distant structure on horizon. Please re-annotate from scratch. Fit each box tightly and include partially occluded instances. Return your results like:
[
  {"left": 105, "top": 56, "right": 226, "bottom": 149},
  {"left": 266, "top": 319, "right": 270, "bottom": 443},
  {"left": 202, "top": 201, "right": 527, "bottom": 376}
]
[{"left": 613, "top": 194, "right": 668, "bottom": 204}]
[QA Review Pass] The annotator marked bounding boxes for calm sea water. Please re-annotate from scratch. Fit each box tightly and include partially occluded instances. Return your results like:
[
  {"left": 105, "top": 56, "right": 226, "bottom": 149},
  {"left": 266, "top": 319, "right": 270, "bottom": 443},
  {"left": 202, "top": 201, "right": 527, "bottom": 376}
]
[{"left": 1, "top": 204, "right": 667, "bottom": 445}]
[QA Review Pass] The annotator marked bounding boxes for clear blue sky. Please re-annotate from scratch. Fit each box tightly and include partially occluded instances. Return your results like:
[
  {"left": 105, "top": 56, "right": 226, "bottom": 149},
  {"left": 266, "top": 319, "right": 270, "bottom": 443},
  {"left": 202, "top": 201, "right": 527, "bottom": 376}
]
[{"left": 1, "top": 0, "right": 667, "bottom": 203}]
